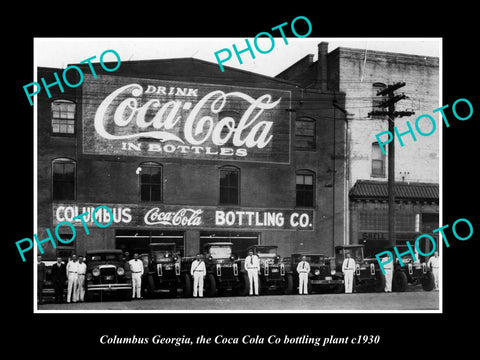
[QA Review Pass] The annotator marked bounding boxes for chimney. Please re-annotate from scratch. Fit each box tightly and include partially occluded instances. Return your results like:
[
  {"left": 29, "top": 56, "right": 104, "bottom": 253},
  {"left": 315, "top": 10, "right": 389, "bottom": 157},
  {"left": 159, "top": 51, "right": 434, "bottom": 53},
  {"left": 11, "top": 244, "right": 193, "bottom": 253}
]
[{"left": 317, "top": 42, "right": 328, "bottom": 91}]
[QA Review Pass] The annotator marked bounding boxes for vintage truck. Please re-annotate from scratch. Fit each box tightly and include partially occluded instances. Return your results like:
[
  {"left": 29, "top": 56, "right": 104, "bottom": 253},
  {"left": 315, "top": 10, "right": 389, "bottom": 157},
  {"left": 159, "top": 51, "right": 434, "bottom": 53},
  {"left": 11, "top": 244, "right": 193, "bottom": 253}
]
[
  {"left": 241, "top": 245, "right": 293, "bottom": 295},
  {"left": 182, "top": 242, "right": 248, "bottom": 297},
  {"left": 388, "top": 246, "right": 435, "bottom": 292},
  {"left": 139, "top": 243, "right": 191, "bottom": 298},
  {"left": 290, "top": 253, "right": 343, "bottom": 294},
  {"left": 85, "top": 249, "right": 132, "bottom": 301},
  {"left": 334, "top": 245, "right": 386, "bottom": 292}
]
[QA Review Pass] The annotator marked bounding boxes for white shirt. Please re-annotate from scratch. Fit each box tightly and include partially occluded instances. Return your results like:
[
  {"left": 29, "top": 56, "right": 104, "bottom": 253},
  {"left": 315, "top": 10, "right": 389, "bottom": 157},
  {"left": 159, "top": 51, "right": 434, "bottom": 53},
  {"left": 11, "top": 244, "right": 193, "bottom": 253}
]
[
  {"left": 342, "top": 258, "right": 356, "bottom": 272},
  {"left": 66, "top": 260, "right": 80, "bottom": 274},
  {"left": 381, "top": 258, "right": 393, "bottom": 270},
  {"left": 296, "top": 261, "right": 310, "bottom": 273},
  {"left": 427, "top": 256, "right": 440, "bottom": 269},
  {"left": 77, "top": 262, "right": 87, "bottom": 275},
  {"left": 190, "top": 260, "right": 206, "bottom": 275},
  {"left": 129, "top": 259, "right": 144, "bottom": 274},
  {"left": 244, "top": 255, "right": 260, "bottom": 270}
]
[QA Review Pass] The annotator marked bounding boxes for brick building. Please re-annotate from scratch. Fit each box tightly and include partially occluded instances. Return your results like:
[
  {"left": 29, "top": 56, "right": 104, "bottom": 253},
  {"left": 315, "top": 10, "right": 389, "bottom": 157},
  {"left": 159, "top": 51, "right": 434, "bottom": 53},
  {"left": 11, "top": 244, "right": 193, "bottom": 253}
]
[
  {"left": 277, "top": 42, "right": 440, "bottom": 256},
  {"left": 36, "top": 57, "right": 347, "bottom": 261}
]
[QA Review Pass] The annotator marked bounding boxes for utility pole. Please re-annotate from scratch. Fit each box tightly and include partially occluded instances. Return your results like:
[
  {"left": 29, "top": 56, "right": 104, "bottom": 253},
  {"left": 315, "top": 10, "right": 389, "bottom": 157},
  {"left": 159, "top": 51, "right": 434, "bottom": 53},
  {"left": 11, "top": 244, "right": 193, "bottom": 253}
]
[{"left": 369, "top": 82, "right": 414, "bottom": 248}]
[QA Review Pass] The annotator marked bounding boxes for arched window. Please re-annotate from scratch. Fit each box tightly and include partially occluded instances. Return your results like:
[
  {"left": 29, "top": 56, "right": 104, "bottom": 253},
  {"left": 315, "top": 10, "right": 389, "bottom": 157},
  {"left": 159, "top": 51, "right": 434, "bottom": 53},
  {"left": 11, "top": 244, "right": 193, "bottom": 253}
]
[
  {"left": 52, "top": 158, "right": 76, "bottom": 200},
  {"left": 219, "top": 165, "right": 240, "bottom": 205},
  {"left": 295, "top": 117, "right": 316, "bottom": 150},
  {"left": 371, "top": 82, "right": 387, "bottom": 119},
  {"left": 296, "top": 170, "right": 315, "bottom": 208},
  {"left": 138, "top": 162, "right": 162, "bottom": 202},
  {"left": 51, "top": 100, "right": 76, "bottom": 134}
]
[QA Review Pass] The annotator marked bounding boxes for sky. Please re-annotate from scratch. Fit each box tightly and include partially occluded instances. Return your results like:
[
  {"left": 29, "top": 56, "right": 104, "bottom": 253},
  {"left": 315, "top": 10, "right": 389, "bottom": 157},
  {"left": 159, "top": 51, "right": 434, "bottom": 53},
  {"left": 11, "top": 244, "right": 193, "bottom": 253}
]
[{"left": 35, "top": 38, "right": 441, "bottom": 78}]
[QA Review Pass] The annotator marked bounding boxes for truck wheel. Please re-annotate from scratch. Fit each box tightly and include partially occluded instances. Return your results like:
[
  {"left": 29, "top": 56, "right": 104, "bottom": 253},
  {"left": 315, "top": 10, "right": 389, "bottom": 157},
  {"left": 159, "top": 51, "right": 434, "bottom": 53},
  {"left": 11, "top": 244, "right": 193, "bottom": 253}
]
[
  {"left": 237, "top": 272, "right": 249, "bottom": 296},
  {"left": 86, "top": 290, "right": 95, "bottom": 302},
  {"left": 205, "top": 274, "right": 217, "bottom": 297},
  {"left": 284, "top": 274, "right": 293, "bottom": 295},
  {"left": 393, "top": 271, "right": 408, "bottom": 292},
  {"left": 421, "top": 271, "right": 435, "bottom": 291},
  {"left": 375, "top": 272, "right": 386, "bottom": 292},
  {"left": 182, "top": 274, "right": 192, "bottom": 297}
]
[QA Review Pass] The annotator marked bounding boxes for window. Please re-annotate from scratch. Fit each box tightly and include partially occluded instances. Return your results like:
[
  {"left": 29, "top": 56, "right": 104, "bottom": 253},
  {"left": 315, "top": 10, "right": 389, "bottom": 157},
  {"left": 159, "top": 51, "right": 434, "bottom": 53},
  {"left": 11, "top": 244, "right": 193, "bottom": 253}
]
[
  {"left": 219, "top": 166, "right": 239, "bottom": 205},
  {"left": 296, "top": 170, "right": 315, "bottom": 207},
  {"left": 51, "top": 100, "right": 75, "bottom": 134},
  {"left": 295, "top": 117, "right": 316, "bottom": 150},
  {"left": 371, "top": 142, "right": 386, "bottom": 177},
  {"left": 139, "top": 162, "right": 162, "bottom": 202},
  {"left": 371, "top": 83, "right": 387, "bottom": 119},
  {"left": 52, "top": 158, "right": 75, "bottom": 200}
]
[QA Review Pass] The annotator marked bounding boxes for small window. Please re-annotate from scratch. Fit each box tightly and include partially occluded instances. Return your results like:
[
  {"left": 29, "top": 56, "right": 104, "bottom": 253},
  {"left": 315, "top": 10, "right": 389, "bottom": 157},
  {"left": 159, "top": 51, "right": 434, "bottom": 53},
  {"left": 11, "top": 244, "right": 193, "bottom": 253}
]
[
  {"left": 52, "top": 158, "right": 76, "bottom": 200},
  {"left": 219, "top": 166, "right": 239, "bottom": 205},
  {"left": 371, "top": 142, "right": 386, "bottom": 177},
  {"left": 51, "top": 100, "right": 76, "bottom": 134},
  {"left": 296, "top": 170, "right": 315, "bottom": 207},
  {"left": 139, "top": 162, "right": 162, "bottom": 202},
  {"left": 295, "top": 117, "right": 316, "bottom": 150},
  {"left": 371, "top": 83, "right": 387, "bottom": 119}
]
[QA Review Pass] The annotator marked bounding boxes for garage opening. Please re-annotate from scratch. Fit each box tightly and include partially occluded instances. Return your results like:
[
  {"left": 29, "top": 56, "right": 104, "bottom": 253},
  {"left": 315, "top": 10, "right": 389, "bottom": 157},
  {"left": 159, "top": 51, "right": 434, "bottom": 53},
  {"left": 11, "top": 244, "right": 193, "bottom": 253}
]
[
  {"left": 199, "top": 231, "right": 259, "bottom": 257},
  {"left": 115, "top": 230, "right": 185, "bottom": 258}
]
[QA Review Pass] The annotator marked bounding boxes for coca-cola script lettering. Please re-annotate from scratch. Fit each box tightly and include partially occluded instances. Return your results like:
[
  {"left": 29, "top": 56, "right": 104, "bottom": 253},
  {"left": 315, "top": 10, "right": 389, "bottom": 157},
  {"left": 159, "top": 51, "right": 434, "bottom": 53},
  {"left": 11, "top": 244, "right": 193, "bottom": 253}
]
[
  {"left": 83, "top": 76, "right": 291, "bottom": 163},
  {"left": 144, "top": 208, "right": 203, "bottom": 226}
]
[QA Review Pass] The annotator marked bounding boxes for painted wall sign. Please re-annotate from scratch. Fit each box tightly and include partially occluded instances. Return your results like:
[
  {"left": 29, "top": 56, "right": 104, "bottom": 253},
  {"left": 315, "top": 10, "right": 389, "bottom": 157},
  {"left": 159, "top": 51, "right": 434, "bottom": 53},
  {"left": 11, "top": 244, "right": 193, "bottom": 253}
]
[
  {"left": 52, "top": 203, "right": 313, "bottom": 231},
  {"left": 82, "top": 74, "right": 291, "bottom": 163}
]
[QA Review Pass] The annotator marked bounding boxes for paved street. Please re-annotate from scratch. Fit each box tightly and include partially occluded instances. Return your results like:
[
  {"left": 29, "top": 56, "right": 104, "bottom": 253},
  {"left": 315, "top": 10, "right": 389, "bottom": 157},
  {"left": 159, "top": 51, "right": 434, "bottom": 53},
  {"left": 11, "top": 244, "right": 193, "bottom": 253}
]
[{"left": 38, "top": 287, "right": 439, "bottom": 311}]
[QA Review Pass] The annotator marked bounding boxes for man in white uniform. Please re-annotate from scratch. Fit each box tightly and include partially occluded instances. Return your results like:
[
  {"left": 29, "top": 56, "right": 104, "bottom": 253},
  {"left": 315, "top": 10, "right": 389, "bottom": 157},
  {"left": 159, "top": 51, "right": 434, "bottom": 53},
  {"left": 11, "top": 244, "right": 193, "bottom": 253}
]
[
  {"left": 381, "top": 255, "right": 393, "bottom": 292},
  {"left": 76, "top": 255, "right": 87, "bottom": 302},
  {"left": 427, "top": 251, "right": 440, "bottom": 291},
  {"left": 296, "top": 255, "right": 310, "bottom": 295},
  {"left": 129, "top": 253, "right": 144, "bottom": 299},
  {"left": 342, "top": 253, "right": 356, "bottom": 294},
  {"left": 244, "top": 250, "right": 260, "bottom": 295},
  {"left": 190, "top": 254, "right": 206, "bottom": 297},
  {"left": 66, "top": 254, "right": 79, "bottom": 303}
]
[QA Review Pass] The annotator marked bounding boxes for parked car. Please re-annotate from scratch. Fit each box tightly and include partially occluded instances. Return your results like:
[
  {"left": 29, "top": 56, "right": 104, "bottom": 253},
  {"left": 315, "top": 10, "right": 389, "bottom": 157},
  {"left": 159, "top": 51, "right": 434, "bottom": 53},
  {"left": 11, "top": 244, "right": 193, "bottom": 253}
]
[
  {"left": 85, "top": 249, "right": 132, "bottom": 301},
  {"left": 389, "top": 246, "right": 435, "bottom": 292}
]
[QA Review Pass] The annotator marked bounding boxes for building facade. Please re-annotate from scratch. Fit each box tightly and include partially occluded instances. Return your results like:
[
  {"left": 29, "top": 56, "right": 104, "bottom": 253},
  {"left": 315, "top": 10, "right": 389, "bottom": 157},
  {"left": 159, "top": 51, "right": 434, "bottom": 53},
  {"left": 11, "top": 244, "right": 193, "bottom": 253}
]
[
  {"left": 36, "top": 57, "right": 347, "bottom": 261},
  {"left": 277, "top": 42, "right": 440, "bottom": 257}
]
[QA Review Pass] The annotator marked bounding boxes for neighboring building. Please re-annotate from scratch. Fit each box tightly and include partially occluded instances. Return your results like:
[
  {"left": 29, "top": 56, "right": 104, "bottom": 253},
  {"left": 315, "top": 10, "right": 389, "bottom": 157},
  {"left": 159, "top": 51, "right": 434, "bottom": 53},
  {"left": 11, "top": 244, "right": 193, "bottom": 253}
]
[
  {"left": 277, "top": 42, "right": 440, "bottom": 257},
  {"left": 36, "top": 57, "right": 347, "bottom": 261}
]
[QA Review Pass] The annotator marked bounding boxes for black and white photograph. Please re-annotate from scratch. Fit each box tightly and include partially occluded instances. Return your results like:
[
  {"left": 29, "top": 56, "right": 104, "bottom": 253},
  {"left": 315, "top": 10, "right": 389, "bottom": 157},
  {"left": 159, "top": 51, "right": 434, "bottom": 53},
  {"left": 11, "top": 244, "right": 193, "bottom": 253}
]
[{"left": 7, "top": 8, "right": 478, "bottom": 356}]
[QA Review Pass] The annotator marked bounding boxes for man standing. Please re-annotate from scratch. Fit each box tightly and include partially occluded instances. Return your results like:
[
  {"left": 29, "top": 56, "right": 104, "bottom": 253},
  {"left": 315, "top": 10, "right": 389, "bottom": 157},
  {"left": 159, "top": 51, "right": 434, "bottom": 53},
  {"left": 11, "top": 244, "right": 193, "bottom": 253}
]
[
  {"left": 296, "top": 255, "right": 310, "bottom": 295},
  {"left": 190, "top": 254, "right": 206, "bottom": 298},
  {"left": 382, "top": 255, "right": 393, "bottom": 292},
  {"left": 76, "top": 256, "right": 87, "bottom": 302},
  {"left": 244, "top": 250, "right": 260, "bottom": 296},
  {"left": 66, "top": 254, "right": 79, "bottom": 303},
  {"left": 37, "top": 255, "right": 46, "bottom": 305},
  {"left": 427, "top": 251, "right": 440, "bottom": 291},
  {"left": 342, "top": 253, "right": 356, "bottom": 294},
  {"left": 129, "top": 253, "right": 144, "bottom": 299},
  {"left": 51, "top": 257, "right": 66, "bottom": 303}
]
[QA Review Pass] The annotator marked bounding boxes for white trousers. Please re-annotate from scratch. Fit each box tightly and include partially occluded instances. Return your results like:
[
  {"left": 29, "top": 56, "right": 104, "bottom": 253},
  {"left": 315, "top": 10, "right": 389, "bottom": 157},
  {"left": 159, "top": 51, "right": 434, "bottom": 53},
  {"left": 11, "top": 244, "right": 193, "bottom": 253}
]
[
  {"left": 132, "top": 273, "right": 142, "bottom": 298},
  {"left": 76, "top": 274, "right": 85, "bottom": 301},
  {"left": 193, "top": 273, "right": 204, "bottom": 297},
  {"left": 247, "top": 269, "right": 259, "bottom": 295},
  {"left": 344, "top": 270, "right": 354, "bottom": 293},
  {"left": 298, "top": 273, "right": 308, "bottom": 294},
  {"left": 384, "top": 269, "right": 393, "bottom": 292},
  {"left": 432, "top": 268, "right": 439, "bottom": 290},
  {"left": 67, "top": 274, "right": 78, "bottom": 302}
]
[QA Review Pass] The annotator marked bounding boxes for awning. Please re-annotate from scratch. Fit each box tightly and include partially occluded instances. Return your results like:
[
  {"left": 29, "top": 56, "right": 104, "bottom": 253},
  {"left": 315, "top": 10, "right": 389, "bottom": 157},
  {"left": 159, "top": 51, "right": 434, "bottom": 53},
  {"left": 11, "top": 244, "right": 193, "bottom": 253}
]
[{"left": 349, "top": 180, "right": 439, "bottom": 203}]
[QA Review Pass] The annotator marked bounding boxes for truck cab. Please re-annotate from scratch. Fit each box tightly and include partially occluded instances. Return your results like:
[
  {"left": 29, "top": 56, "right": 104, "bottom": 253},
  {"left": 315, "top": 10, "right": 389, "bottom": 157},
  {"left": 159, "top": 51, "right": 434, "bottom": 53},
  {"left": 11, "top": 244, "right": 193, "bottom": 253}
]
[
  {"left": 140, "top": 243, "right": 191, "bottom": 298},
  {"left": 335, "top": 245, "right": 385, "bottom": 292},
  {"left": 244, "top": 245, "right": 293, "bottom": 295}
]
